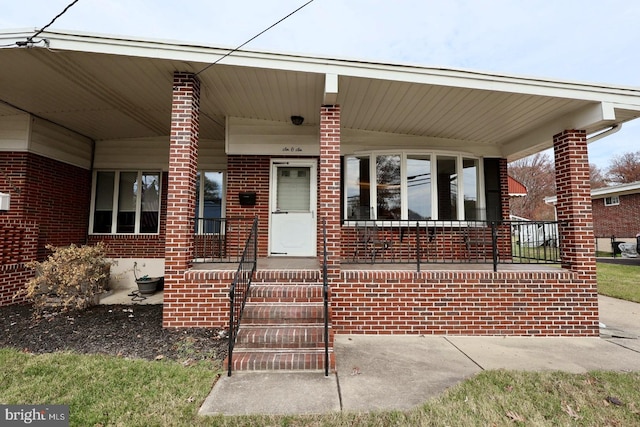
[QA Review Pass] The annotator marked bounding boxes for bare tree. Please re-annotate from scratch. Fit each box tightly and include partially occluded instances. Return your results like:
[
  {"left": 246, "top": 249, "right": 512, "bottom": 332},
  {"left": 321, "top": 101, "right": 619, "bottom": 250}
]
[
  {"left": 508, "top": 152, "right": 556, "bottom": 220},
  {"left": 606, "top": 150, "right": 640, "bottom": 184},
  {"left": 589, "top": 163, "right": 608, "bottom": 189}
]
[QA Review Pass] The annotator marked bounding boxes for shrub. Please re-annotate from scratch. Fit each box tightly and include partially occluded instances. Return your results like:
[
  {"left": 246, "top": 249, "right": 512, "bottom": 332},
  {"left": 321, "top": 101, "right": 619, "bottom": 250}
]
[{"left": 22, "top": 242, "right": 112, "bottom": 316}]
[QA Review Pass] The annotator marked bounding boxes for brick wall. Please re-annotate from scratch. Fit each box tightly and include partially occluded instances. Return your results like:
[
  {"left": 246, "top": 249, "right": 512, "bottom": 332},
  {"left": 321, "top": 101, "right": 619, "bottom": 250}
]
[
  {"left": 162, "top": 268, "right": 598, "bottom": 336},
  {"left": 0, "top": 219, "right": 38, "bottom": 305},
  {"left": 0, "top": 152, "right": 90, "bottom": 306},
  {"left": 592, "top": 193, "right": 640, "bottom": 239},
  {"left": 331, "top": 270, "right": 598, "bottom": 336},
  {"left": 0, "top": 152, "right": 91, "bottom": 259},
  {"left": 225, "top": 155, "right": 271, "bottom": 257},
  {"left": 162, "top": 270, "right": 232, "bottom": 327}
]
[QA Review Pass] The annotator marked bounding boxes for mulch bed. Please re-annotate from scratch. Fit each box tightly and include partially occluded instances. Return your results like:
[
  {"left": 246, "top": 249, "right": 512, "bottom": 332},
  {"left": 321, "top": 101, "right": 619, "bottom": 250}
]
[{"left": 0, "top": 304, "right": 228, "bottom": 363}]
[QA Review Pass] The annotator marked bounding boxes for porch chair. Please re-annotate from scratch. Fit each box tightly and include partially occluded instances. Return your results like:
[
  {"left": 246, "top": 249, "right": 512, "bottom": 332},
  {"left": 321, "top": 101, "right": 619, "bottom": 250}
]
[{"left": 352, "top": 223, "right": 392, "bottom": 263}]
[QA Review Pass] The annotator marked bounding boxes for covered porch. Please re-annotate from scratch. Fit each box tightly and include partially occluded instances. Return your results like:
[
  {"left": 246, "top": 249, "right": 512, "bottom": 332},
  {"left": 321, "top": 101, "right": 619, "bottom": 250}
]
[{"left": 2, "top": 29, "right": 640, "bottom": 342}]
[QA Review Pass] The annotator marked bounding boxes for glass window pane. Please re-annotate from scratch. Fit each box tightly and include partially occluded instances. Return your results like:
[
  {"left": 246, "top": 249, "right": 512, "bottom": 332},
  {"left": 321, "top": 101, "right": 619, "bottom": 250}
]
[
  {"left": 117, "top": 172, "right": 137, "bottom": 233},
  {"left": 139, "top": 172, "right": 160, "bottom": 233},
  {"left": 437, "top": 156, "right": 457, "bottom": 220},
  {"left": 195, "top": 171, "right": 201, "bottom": 216},
  {"left": 276, "top": 167, "right": 310, "bottom": 211},
  {"left": 346, "top": 156, "right": 371, "bottom": 219},
  {"left": 407, "top": 155, "right": 431, "bottom": 220},
  {"left": 93, "top": 171, "right": 114, "bottom": 233},
  {"left": 376, "top": 155, "right": 401, "bottom": 220},
  {"left": 203, "top": 172, "right": 223, "bottom": 218},
  {"left": 203, "top": 172, "right": 223, "bottom": 233},
  {"left": 463, "top": 158, "right": 479, "bottom": 220}
]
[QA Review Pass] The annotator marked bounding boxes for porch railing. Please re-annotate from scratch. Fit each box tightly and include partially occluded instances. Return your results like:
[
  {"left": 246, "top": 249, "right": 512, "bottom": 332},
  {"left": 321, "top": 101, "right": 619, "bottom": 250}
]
[
  {"left": 194, "top": 216, "right": 256, "bottom": 263},
  {"left": 227, "top": 216, "right": 258, "bottom": 377},
  {"left": 342, "top": 219, "right": 560, "bottom": 272},
  {"left": 321, "top": 218, "right": 330, "bottom": 377}
]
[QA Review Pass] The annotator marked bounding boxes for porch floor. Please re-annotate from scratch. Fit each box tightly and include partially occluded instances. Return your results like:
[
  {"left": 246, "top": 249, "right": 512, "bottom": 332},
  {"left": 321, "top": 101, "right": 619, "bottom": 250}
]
[
  {"left": 99, "top": 289, "right": 164, "bottom": 305},
  {"left": 191, "top": 257, "right": 561, "bottom": 272}
]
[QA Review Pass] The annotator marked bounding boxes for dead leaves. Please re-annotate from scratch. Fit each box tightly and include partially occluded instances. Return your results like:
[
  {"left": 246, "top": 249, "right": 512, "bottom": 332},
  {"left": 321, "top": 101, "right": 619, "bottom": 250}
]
[
  {"left": 562, "top": 401, "right": 581, "bottom": 420},
  {"left": 505, "top": 410, "right": 525, "bottom": 422}
]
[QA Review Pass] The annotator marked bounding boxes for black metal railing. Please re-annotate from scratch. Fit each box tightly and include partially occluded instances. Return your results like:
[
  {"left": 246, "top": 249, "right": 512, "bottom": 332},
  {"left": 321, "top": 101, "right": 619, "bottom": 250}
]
[
  {"left": 321, "top": 218, "right": 330, "bottom": 377},
  {"left": 227, "top": 216, "right": 258, "bottom": 377},
  {"left": 194, "top": 217, "right": 256, "bottom": 263},
  {"left": 342, "top": 219, "right": 560, "bottom": 271}
]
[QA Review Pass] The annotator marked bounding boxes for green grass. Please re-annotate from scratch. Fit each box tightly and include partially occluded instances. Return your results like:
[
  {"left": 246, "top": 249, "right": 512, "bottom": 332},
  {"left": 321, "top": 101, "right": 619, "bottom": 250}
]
[
  {"left": 597, "top": 262, "right": 640, "bottom": 303},
  {"left": 0, "top": 348, "right": 222, "bottom": 426},
  {"left": 2, "top": 348, "right": 640, "bottom": 426},
  {"left": 1, "top": 262, "right": 638, "bottom": 426}
]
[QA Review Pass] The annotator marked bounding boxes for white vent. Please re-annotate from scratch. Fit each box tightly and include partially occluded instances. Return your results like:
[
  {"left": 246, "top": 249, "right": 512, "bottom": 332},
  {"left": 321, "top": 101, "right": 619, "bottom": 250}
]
[{"left": 0, "top": 192, "right": 9, "bottom": 211}]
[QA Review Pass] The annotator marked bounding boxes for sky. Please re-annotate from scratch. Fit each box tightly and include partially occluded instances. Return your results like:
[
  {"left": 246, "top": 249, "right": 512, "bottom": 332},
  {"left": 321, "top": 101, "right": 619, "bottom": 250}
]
[{"left": 2, "top": 0, "right": 639, "bottom": 170}]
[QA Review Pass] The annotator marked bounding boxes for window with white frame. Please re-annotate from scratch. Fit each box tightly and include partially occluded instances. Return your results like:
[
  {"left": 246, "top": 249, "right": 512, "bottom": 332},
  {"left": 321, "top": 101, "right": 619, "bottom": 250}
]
[
  {"left": 345, "top": 152, "right": 483, "bottom": 221},
  {"left": 91, "top": 171, "right": 161, "bottom": 234},
  {"left": 604, "top": 196, "right": 620, "bottom": 206},
  {"left": 195, "top": 171, "right": 225, "bottom": 234}
]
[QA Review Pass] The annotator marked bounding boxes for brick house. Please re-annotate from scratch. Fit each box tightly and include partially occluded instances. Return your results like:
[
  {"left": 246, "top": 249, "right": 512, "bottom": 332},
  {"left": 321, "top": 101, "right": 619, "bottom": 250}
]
[
  {"left": 547, "top": 181, "right": 640, "bottom": 253},
  {"left": 2, "top": 29, "right": 640, "bottom": 371}
]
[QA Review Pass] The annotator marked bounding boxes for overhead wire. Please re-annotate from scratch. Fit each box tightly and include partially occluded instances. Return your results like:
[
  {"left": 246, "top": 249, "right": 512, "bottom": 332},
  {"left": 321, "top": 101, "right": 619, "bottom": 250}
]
[
  {"left": 4, "top": 0, "right": 81, "bottom": 47},
  {"left": 195, "top": 0, "right": 315, "bottom": 76},
  {"left": 28, "top": 0, "right": 81, "bottom": 43}
]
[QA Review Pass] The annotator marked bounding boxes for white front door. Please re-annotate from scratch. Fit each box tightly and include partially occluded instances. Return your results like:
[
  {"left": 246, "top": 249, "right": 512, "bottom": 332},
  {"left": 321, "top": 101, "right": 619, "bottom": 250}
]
[{"left": 269, "top": 159, "right": 317, "bottom": 256}]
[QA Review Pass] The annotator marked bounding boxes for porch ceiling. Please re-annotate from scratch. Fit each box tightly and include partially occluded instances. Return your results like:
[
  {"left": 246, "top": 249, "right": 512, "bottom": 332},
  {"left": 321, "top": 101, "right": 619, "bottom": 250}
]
[{"left": 1, "top": 30, "right": 640, "bottom": 160}]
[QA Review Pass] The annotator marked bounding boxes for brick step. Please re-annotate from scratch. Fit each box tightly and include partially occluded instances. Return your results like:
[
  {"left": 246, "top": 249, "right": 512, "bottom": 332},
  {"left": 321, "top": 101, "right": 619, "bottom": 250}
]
[
  {"left": 242, "top": 303, "right": 324, "bottom": 324},
  {"left": 227, "top": 349, "right": 331, "bottom": 371},
  {"left": 249, "top": 284, "right": 324, "bottom": 303},
  {"left": 235, "top": 325, "right": 328, "bottom": 348}
]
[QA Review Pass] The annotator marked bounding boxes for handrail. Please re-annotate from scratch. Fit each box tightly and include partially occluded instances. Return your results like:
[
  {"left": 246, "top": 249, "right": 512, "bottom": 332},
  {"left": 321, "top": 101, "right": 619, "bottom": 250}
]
[
  {"left": 227, "top": 216, "right": 258, "bottom": 377},
  {"left": 322, "top": 218, "right": 329, "bottom": 377}
]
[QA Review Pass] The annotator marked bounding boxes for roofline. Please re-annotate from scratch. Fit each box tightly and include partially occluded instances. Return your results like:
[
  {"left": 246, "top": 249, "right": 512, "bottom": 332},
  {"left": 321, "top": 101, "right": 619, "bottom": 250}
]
[
  {"left": 591, "top": 181, "right": 640, "bottom": 198},
  {"left": 2, "top": 28, "right": 640, "bottom": 107},
  {"left": 545, "top": 181, "right": 640, "bottom": 204}
]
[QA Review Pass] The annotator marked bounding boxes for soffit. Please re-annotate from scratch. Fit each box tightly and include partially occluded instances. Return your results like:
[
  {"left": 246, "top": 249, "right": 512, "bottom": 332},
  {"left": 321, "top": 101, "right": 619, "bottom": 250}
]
[{"left": 0, "top": 35, "right": 639, "bottom": 160}]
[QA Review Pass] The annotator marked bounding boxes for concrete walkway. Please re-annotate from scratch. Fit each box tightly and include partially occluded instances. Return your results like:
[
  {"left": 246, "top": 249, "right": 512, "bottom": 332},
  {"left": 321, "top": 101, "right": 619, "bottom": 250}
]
[{"left": 199, "top": 295, "right": 640, "bottom": 416}]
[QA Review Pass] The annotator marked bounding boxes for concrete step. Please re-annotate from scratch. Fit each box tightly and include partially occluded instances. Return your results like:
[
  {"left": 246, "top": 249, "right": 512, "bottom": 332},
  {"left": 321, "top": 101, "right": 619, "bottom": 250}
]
[{"left": 236, "top": 325, "right": 328, "bottom": 349}]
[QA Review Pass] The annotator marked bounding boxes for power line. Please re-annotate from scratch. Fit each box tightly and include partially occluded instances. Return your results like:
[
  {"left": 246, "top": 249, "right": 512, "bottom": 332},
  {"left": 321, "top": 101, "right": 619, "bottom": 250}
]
[
  {"left": 195, "top": 0, "right": 315, "bottom": 76},
  {"left": 14, "top": 0, "right": 81, "bottom": 47},
  {"left": 31, "top": 0, "right": 81, "bottom": 41}
]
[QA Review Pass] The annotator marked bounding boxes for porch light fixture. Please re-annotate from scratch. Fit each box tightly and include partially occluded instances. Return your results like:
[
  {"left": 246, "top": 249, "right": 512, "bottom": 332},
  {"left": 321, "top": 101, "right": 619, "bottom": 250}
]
[{"left": 290, "top": 115, "right": 304, "bottom": 126}]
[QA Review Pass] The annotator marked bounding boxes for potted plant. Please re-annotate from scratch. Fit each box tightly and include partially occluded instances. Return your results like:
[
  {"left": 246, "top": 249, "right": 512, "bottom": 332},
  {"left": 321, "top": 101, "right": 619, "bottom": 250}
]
[
  {"left": 133, "top": 261, "right": 163, "bottom": 295},
  {"left": 22, "top": 242, "right": 112, "bottom": 316}
]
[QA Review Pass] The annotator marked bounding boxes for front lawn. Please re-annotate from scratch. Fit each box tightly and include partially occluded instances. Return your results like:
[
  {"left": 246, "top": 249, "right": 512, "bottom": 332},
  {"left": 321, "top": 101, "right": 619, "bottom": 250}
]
[
  {"left": 2, "top": 348, "right": 640, "bottom": 426},
  {"left": 597, "top": 262, "right": 640, "bottom": 303}
]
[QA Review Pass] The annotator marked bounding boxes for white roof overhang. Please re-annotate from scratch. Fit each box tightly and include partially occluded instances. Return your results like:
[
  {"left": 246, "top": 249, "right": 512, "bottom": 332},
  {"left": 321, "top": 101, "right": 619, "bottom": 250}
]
[
  {"left": 1, "top": 29, "right": 640, "bottom": 161},
  {"left": 546, "top": 181, "right": 640, "bottom": 205}
]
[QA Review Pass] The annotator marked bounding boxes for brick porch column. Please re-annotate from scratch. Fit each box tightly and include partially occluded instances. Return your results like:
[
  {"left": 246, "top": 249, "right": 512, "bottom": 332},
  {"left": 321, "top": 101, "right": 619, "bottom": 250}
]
[
  {"left": 163, "top": 72, "right": 200, "bottom": 327},
  {"left": 318, "top": 105, "right": 341, "bottom": 273},
  {"left": 496, "top": 158, "right": 512, "bottom": 260},
  {"left": 553, "top": 130, "right": 596, "bottom": 277}
]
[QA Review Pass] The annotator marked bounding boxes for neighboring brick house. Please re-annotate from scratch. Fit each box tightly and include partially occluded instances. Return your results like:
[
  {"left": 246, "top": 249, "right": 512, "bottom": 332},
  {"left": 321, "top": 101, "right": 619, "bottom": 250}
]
[
  {"left": 548, "top": 181, "right": 640, "bottom": 253},
  {"left": 592, "top": 182, "right": 640, "bottom": 242},
  {"left": 2, "top": 28, "right": 640, "bottom": 363}
]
